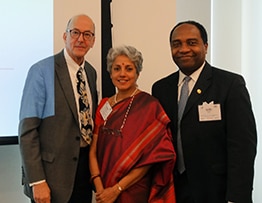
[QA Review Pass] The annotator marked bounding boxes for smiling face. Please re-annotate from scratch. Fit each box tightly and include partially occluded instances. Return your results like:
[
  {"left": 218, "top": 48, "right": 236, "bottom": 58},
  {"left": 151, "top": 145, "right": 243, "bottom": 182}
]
[
  {"left": 170, "top": 23, "right": 208, "bottom": 75},
  {"left": 110, "top": 55, "right": 139, "bottom": 94},
  {"left": 63, "top": 15, "right": 95, "bottom": 65}
]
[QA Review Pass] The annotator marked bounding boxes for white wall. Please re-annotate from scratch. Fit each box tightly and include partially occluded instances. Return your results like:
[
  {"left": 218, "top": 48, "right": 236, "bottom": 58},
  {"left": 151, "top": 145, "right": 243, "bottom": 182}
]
[
  {"left": 211, "top": 0, "right": 261, "bottom": 201},
  {"left": 176, "top": 0, "right": 211, "bottom": 61},
  {"left": 241, "top": 1, "right": 262, "bottom": 202},
  {"left": 111, "top": 0, "right": 176, "bottom": 93},
  {"left": 211, "top": 0, "right": 242, "bottom": 73}
]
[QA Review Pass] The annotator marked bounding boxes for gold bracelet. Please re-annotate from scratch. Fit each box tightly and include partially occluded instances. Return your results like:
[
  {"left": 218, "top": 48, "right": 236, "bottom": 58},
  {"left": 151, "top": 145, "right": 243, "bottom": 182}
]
[{"left": 117, "top": 183, "right": 123, "bottom": 192}]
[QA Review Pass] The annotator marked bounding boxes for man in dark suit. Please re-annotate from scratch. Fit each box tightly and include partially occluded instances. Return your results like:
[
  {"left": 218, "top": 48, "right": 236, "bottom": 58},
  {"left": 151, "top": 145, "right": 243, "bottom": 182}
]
[
  {"left": 19, "top": 14, "right": 98, "bottom": 203},
  {"left": 152, "top": 20, "right": 257, "bottom": 203}
]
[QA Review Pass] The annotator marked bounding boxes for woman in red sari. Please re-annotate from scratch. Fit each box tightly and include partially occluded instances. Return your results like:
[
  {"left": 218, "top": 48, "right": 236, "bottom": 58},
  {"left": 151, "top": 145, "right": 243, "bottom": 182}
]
[{"left": 89, "top": 45, "right": 176, "bottom": 203}]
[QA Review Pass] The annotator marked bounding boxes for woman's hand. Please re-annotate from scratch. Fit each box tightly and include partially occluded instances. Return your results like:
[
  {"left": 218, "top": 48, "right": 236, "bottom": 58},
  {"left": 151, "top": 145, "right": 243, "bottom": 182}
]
[{"left": 95, "top": 185, "right": 121, "bottom": 203}]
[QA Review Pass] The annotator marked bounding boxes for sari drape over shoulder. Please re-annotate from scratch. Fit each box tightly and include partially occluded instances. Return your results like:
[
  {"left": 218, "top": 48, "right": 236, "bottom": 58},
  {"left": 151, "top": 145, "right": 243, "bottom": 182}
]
[{"left": 95, "top": 92, "right": 176, "bottom": 203}]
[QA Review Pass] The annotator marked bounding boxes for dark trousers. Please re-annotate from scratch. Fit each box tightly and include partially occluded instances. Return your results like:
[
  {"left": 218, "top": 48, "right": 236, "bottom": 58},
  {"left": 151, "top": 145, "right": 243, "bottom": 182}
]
[
  {"left": 68, "top": 146, "right": 92, "bottom": 203},
  {"left": 174, "top": 171, "right": 195, "bottom": 203},
  {"left": 31, "top": 146, "right": 92, "bottom": 203}
]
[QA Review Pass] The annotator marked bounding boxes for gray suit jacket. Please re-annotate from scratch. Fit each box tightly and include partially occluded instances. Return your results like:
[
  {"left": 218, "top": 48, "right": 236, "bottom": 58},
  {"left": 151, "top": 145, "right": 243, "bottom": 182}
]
[
  {"left": 152, "top": 62, "right": 257, "bottom": 203},
  {"left": 19, "top": 50, "right": 98, "bottom": 203}
]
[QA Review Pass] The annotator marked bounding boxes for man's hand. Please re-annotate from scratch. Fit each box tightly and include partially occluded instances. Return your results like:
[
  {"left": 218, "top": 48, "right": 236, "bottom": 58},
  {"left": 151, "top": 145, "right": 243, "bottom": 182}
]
[{"left": 32, "top": 182, "right": 51, "bottom": 203}]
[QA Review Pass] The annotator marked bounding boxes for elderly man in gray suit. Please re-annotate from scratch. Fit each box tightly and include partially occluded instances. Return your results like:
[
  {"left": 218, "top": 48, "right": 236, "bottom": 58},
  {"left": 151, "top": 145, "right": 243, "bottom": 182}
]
[{"left": 19, "top": 14, "right": 98, "bottom": 203}]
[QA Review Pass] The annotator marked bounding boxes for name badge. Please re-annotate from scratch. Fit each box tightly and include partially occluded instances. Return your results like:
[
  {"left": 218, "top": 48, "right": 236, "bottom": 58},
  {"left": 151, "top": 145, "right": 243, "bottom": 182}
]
[
  {"left": 100, "top": 101, "right": 112, "bottom": 120},
  {"left": 198, "top": 101, "right": 221, "bottom": 122}
]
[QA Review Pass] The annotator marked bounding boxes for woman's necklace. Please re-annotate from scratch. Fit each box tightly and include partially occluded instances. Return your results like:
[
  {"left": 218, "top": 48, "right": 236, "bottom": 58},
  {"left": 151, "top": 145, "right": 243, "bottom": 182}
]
[
  {"left": 119, "top": 91, "right": 136, "bottom": 131},
  {"left": 104, "top": 88, "right": 139, "bottom": 133},
  {"left": 114, "top": 88, "right": 138, "bottom": 104}
]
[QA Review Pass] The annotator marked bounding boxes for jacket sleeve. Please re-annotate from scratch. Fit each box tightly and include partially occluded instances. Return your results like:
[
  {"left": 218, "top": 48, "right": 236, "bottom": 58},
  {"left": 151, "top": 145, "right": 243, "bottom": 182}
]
[
  {"left": 226, "top": 74, "right": 257, "bottom": 203},
  {"left": 19, "top": 61, "right": 54, "bottom": 184}
]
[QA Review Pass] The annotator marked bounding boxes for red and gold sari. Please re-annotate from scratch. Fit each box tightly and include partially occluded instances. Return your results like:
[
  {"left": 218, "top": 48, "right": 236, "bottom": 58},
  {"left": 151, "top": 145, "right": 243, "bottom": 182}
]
[{"left": 95, "top": 92, "right": 176, "bottom": 203}]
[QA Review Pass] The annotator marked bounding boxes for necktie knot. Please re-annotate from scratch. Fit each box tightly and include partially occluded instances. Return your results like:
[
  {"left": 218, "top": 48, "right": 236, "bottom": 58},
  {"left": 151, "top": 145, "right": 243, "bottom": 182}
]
[
  {"left": 184, "top": 76, "right": 191, "bottom": 83},
  {"left": 77, "top": 67, "right": 84, "bottom": 81}
]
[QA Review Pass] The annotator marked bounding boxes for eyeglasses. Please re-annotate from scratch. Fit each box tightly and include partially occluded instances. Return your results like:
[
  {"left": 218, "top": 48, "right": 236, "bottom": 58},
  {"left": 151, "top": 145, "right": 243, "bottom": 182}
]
[{"left": 67, "top": 29, "right": 94, "bottom": 41}]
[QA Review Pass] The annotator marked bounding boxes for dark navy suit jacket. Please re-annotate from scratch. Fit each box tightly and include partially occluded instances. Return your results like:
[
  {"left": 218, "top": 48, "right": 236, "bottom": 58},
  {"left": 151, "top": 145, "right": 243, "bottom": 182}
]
[{"left": 152, "top": 62, "right": 257, "bottom": 203}]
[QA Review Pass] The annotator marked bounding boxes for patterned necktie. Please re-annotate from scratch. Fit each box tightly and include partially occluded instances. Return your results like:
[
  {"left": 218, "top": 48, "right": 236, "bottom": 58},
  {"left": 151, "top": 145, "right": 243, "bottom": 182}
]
[
  {"left": 177, "top": 76, "right": 191, "bottom": 173},
  {"left": 76, "top": 67, "right": 92, "bottom": 145}
]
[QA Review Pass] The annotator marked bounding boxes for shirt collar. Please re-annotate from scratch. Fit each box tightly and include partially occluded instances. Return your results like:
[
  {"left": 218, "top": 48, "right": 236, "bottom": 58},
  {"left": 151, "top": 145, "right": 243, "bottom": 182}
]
[
  {"left": 178, "top": 61, "right": 205, "bottom": 86},
  {"left": 64, "top": 48, "right": 85, "bottom": 71}
]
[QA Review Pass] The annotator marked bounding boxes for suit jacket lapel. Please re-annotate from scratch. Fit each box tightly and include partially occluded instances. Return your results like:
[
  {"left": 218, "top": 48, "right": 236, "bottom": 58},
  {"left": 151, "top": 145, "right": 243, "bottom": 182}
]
[
  {"left": 84, "top": 63, "right": 96, "bottom": 118},
  {"left": 165, "top": 72, "right": 179, "bottom": 129},
  {"left": 184, "top": 62, "right": 212, "bottom": 117},
  {"left": 55, "top": 51, "right": 79, "bottom": 123}
]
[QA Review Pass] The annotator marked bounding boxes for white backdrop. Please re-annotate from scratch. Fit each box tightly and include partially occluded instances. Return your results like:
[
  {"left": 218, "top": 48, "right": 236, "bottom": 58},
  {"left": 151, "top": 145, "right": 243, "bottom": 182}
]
[
  {"left": 0, "top": 0, "right": 53, "bottom": 137},
  {"left": 111, "top": 0, "right": 176, "bottom": 93}
]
